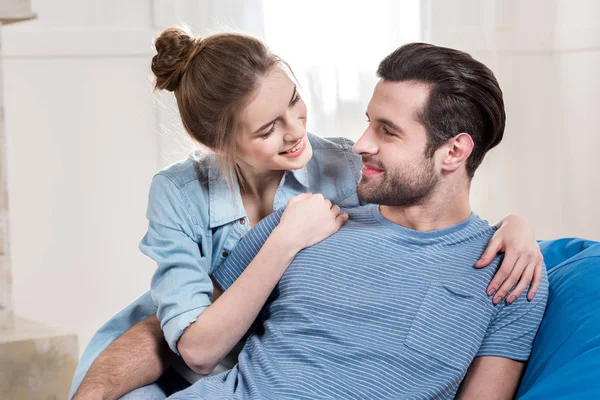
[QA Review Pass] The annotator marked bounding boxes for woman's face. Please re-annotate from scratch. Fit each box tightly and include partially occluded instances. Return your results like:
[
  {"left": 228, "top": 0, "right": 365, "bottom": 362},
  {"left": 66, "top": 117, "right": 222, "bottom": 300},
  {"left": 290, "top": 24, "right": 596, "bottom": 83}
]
[{"left": 235, "top": 67, "right": 312, "bottom": 174}]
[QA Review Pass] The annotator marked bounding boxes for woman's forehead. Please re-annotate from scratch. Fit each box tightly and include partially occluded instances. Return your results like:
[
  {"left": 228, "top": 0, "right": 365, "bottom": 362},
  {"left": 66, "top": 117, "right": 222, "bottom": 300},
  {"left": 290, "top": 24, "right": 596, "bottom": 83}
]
[{"left": 239, "top": 68, "right": 296, "bottom": 132}]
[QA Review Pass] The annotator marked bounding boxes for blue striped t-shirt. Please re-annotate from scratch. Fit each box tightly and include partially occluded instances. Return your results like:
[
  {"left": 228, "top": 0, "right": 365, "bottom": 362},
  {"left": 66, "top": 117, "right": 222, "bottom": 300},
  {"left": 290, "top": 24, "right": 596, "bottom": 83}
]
[{"left": 172, "top": 205, "right": 549, "bottom": 400}]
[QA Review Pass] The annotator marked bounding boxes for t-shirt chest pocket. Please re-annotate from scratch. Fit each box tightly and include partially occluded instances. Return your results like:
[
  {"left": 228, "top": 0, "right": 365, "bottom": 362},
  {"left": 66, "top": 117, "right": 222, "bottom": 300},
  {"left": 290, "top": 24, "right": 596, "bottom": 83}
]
[{"left": 404, "top": 282, "right": 495, "bottom": 371}]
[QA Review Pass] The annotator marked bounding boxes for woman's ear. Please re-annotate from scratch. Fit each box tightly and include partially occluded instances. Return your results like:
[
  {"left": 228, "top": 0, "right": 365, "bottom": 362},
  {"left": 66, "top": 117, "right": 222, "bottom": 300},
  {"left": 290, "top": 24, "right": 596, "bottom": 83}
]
[{"left": 440, "top": 133, "right": 474, "bottom": 173}]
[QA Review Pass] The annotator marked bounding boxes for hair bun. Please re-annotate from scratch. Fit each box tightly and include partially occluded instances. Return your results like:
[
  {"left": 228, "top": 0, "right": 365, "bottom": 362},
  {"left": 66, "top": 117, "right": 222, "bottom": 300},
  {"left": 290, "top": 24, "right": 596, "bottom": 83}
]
[{"left": 151, "top": 27, "right": 198, "bottom": 92}]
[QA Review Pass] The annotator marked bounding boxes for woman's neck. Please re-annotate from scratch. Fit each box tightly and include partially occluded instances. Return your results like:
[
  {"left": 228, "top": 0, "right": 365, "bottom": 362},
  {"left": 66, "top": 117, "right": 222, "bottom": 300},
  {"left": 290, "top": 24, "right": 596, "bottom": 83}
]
[
  {"left": 237, "top": 165, "right": 285, "bottom": 226},
  {"left": 238, "top": 167, "right": 284, "bottom": 199}
]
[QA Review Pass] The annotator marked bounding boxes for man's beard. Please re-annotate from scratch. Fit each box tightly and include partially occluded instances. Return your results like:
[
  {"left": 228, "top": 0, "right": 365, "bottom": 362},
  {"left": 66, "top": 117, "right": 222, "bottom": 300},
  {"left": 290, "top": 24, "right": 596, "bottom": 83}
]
[{"left": 357, "top": 156, "right": 438, "bottom": 207}]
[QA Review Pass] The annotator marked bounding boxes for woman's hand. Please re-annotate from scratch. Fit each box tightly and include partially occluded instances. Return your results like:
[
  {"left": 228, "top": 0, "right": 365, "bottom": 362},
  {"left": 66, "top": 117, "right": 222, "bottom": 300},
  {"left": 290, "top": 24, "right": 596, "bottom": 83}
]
[
  {"left": 278, "top": 192, "right": 349, "bottom": 251},
  {"left": 476, "top": 213, "right": 543, "bottom": 305}
]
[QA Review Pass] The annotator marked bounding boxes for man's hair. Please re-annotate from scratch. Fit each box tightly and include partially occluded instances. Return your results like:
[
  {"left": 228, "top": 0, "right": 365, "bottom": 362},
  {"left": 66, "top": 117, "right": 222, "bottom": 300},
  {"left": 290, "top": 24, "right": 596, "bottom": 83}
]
[{"left": 377, "top": 43, "right": 505, "bottom": 178}]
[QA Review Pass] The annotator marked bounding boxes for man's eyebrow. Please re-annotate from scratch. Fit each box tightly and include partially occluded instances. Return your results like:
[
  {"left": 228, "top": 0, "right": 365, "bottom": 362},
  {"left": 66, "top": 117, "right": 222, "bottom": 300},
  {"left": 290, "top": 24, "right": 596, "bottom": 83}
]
[{"left": 366, "top": 112, "right": 403, "bottom": 133}]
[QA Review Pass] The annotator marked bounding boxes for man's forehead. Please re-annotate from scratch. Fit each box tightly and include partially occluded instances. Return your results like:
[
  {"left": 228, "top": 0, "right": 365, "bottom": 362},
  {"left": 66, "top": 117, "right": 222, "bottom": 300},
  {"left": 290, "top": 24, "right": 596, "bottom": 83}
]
[{"left": 368, "top": 79, "right": 430, "bottom": 116}]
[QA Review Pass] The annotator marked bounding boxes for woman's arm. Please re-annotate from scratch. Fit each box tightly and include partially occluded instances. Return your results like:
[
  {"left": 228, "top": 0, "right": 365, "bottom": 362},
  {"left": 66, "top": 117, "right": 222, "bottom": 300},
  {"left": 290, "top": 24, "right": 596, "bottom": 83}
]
[
  {"left": 476, "top": 213, "right": 544, "bottom": 304},
  {"left": 178, "top": 193, "right": 348, "bottom": 375},
  {"left": 142, "top": 173, "right": 217, "bottom": 355}
]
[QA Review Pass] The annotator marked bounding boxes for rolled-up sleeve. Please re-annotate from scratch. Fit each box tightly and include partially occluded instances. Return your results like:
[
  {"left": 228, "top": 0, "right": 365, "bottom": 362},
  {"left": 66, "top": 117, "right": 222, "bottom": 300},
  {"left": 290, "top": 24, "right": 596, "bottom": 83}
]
[{"left": 139, "top": 173, "right": 213, "bottom": 354}]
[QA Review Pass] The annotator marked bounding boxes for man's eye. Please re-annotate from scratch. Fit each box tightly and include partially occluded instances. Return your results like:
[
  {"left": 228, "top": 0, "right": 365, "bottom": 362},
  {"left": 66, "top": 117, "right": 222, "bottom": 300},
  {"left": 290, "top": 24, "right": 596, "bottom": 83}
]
[{"left": 381, "top": 126, "right": 394, "bottom": 136}]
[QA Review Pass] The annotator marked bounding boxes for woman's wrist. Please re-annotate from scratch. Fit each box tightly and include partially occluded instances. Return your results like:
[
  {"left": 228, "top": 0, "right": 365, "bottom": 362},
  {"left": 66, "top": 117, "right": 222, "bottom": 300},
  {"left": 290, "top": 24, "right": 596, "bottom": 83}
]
[{"left": 270, "top": 225, "right": 305, "bottom": 258}]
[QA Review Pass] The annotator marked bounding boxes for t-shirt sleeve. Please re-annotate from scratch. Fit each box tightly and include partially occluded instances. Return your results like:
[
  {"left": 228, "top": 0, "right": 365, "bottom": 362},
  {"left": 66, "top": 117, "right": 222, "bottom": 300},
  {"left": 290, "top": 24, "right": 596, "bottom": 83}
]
[
  {"left": 212, "top": 208, "right": 285, "bottom": 291},
  {"left": 476, "top": 268, "right": 549, "bottom": 360}
]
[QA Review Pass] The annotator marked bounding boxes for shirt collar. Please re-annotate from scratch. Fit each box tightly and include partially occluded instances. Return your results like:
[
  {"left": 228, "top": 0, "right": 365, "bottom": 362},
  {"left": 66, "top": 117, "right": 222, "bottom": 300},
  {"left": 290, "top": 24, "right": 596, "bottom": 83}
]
[
  {"left": 208, "top": 158, "right": 246, "bottom": 228},
  {"left": 206, "top": 156, "right": 310, "bottom": 228},
  {"left": 287, "top": 164, "right": 310, "bottom": 189}
]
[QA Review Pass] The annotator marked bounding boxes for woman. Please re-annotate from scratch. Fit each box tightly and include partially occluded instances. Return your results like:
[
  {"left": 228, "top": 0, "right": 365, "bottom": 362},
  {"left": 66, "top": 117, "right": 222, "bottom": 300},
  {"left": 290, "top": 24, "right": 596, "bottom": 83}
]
[{"left": 70, "top": 28, "right": 543, "bottom": 399}]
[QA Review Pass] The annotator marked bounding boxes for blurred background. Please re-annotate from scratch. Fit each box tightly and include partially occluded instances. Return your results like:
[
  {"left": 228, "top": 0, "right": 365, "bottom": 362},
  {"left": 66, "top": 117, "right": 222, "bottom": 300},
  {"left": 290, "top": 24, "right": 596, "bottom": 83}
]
[{"left": 2, "top": 0, "right": 599, "bottom": 362}]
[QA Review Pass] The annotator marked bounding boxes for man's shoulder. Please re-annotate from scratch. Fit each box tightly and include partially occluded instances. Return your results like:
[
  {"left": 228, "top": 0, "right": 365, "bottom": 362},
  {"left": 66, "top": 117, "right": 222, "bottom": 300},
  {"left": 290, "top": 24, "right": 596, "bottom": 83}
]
[
  {"left": 451, "top": 213, "right": 497, "bottom": 244},
  {"left": 416, "top": 214, "right": 501, "bottom": 295}
]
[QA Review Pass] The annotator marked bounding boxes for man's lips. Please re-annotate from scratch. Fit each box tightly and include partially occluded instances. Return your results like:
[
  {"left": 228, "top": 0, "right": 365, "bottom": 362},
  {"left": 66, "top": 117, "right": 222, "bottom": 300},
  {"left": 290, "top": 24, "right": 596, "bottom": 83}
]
[{"left": 361, "top": 163, "right": 384, "bottom": 176}]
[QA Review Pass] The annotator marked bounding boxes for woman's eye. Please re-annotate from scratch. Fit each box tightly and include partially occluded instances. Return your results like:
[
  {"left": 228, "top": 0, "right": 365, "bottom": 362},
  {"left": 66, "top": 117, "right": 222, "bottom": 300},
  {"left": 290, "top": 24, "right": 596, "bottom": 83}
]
[
  {"left": 261, "top": 122, "right": 277, "bottom": 139},
  {"left": 291, "top": 93, "right": 301, "bottom": 105}
]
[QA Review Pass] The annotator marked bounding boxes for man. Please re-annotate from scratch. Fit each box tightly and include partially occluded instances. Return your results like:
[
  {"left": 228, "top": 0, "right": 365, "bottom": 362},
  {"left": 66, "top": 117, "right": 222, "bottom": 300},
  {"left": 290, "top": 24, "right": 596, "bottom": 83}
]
[
  {"left": 75, "top": 43, "right": 548, "bottom": 399},
  {"left": 172, "top": 43, "right": 548, "bottom": 399}
]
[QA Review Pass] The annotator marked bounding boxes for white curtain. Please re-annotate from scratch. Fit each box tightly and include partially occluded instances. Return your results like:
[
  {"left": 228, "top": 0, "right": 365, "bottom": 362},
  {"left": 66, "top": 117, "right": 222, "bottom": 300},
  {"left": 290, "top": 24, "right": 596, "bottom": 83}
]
[{"left": 422, "top": 0, "right": 600, "bottom": 241}]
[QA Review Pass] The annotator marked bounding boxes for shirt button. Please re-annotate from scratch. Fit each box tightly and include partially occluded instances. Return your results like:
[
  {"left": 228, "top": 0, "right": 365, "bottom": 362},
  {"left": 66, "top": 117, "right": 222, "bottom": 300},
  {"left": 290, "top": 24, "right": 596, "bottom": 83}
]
[
  {"left": 239, "top": 218, "right": 246, "bottom": 225},
  {"left": 222, "top": 251, "right": 229, "bottom": 257}
]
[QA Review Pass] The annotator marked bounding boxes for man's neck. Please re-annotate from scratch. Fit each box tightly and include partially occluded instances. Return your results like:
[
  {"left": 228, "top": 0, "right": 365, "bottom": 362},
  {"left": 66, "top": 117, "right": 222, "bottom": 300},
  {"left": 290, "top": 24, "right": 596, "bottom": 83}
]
[{"left": 379, "top": 185, "right": 471, "bottom": 232}]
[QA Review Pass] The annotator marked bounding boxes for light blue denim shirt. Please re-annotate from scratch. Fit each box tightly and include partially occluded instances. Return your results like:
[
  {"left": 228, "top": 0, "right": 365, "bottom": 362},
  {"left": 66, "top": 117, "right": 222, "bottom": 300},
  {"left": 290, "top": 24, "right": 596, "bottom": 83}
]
[{"left": 69, "top": 133, "right": 362, "bottom": 398}]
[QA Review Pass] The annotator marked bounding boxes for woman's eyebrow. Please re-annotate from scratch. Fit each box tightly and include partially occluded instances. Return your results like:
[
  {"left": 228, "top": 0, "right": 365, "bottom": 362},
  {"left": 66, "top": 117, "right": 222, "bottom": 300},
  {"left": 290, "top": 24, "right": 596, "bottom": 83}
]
[
  {"left": 288, "top": 85, "right": 297, "bottom": 107},
  {"left": 254, "top": 118, "right": 278, "bottom": 135}
]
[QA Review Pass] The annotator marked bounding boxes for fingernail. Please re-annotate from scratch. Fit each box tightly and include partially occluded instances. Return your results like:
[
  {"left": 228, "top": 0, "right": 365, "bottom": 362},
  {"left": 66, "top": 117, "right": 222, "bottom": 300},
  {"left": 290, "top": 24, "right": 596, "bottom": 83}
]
[
  {"left": 487, "top": 288, "right": 496, "bottom": 297},
  {"left": 475, "top": 259, "right": 484, "bottom": 267},
  {"left": 493, "top": 296, "right": 502, "bottom": 305},
  {"left": 507, "top": 295, "right": 516, "bottom": 304},
  {"left": 528, "top": 292, "right": 536, "bottom": 301}
]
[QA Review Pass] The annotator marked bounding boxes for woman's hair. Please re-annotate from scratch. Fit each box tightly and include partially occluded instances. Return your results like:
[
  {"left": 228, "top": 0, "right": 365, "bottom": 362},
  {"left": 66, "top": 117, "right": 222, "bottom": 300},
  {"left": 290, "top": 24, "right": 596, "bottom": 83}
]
[{"left": 151, "top": 27, "right": 283, "bottom": 186}]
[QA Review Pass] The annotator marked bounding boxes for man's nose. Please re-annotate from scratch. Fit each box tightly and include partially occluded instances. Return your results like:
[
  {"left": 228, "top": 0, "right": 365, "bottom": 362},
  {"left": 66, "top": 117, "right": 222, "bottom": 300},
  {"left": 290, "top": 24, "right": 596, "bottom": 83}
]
[{"left": 353, "top": 130, "right": 378, "bottom": 155}]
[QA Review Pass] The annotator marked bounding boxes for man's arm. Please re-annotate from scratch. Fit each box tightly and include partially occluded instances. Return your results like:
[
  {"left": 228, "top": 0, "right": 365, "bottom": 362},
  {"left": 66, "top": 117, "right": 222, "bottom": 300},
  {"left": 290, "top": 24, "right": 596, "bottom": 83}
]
[
  {"left": 73, "top": 314, "right": 172, "bottom": 400},
  {"left": 456, "top": 356, "right": 525, "bottom": 399},
  {"left": 457, "top": 267, "right": 549, "bottom": 400}
]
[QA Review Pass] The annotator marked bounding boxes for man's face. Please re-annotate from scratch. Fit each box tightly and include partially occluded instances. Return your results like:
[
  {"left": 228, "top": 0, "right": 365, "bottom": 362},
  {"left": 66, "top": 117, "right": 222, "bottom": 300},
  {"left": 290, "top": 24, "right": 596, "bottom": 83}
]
[{"left": 353, "top": 80, "right": 439, "bottom": 206}]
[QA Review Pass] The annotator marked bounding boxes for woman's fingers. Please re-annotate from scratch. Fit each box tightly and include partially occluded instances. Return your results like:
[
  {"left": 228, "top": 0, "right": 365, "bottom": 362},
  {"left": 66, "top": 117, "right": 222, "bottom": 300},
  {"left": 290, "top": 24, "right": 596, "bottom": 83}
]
[
  {"left": 476, "top": 238, "right": 502, "bottom": 268},
  {"left": 505, "top": 259, "right": 535, "bottom": 304},
  {"left": 527, "top": 260, "right": 543, "bottom": 301},
  {"left": 486, "top": 251, "right": 517, "bottom": 297}
]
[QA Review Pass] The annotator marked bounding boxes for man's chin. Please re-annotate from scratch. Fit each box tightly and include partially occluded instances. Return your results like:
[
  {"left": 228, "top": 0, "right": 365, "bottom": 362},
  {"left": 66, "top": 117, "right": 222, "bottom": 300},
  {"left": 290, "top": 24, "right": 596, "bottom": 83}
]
[{"left": 357, "top": 184, "right": 378, "bottom": 204}]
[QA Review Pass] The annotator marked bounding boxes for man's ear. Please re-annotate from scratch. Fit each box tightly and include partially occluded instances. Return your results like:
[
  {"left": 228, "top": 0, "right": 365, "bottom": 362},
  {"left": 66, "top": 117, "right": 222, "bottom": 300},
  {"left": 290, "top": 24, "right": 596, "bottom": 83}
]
[{"left": 440, "top": 133, "right": 474, "bottom": 173}]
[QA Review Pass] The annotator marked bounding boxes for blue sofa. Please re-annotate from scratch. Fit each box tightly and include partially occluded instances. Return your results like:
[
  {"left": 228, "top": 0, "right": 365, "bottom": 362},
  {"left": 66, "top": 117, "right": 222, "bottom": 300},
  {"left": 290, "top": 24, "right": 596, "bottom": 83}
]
[{"left": 517, "top": 238, "right": 600, "bottom": 399}]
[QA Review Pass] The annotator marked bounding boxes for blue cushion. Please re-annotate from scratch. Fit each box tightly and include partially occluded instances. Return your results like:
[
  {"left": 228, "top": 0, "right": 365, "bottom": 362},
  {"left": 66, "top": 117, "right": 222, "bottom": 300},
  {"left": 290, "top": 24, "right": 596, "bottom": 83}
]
[{"left": 517, "top": 238, "right": 600, "bottom": 399}]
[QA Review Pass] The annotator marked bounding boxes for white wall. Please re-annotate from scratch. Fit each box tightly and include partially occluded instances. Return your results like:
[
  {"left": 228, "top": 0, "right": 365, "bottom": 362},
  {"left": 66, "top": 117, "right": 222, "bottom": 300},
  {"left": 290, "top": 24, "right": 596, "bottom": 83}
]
[
  {"left": 424, "top": 0, "right": 600, "bottom": 241},
  {"left": 3, "top": 0, "right": 267, "bottom": 357},
  {"left": 4, "top": 0, "right": 164, "bottom": 355}
]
